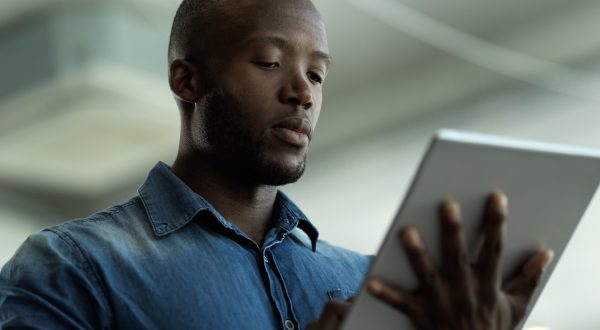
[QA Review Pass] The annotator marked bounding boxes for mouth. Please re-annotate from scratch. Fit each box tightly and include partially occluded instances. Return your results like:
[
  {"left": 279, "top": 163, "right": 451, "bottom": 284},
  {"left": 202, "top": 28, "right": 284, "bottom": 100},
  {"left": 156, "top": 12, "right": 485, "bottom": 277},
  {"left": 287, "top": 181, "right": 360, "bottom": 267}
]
[{"left": 271, "top": 117, "right": 312, "bottom": 148}]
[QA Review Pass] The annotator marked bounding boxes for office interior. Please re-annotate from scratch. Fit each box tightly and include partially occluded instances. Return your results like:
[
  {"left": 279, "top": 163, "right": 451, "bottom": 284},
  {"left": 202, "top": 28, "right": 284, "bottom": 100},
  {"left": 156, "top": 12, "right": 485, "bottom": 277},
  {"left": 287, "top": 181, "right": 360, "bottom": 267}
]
[{"left": 1, "top": 1, "right": 600, "bottom": 328}]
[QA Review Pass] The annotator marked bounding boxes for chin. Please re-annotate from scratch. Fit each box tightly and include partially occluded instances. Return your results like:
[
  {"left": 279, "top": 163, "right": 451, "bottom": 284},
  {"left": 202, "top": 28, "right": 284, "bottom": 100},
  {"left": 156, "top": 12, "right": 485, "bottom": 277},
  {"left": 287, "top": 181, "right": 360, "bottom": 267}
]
[{"left": 256, "top": 157, "right": 306, "bottom": 186}]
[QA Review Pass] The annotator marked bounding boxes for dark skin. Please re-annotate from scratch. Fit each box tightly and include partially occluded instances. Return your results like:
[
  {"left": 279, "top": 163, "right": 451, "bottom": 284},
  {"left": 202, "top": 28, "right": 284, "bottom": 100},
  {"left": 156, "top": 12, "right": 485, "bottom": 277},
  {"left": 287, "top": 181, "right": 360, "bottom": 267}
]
[
  {"left": 167, "top": 0, "right": 553, "bottom": 329},
  {"left": 170, "top": 0, "right": 327, "bottom": 245}
]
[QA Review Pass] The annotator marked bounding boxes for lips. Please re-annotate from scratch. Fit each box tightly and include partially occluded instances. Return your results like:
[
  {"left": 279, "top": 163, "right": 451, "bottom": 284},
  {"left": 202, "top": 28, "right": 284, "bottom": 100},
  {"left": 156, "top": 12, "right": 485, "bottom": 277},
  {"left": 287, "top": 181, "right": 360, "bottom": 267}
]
[{"left": 271, "top": 117, "right": 312, "bottom": 148}]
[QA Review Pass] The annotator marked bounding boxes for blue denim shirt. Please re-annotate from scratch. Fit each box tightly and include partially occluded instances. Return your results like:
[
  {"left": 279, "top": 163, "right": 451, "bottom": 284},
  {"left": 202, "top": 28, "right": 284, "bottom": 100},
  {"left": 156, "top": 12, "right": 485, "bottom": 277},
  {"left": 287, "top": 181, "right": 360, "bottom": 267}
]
[{"left": 0, "top": 162, "right": 371, "bottom": 330}]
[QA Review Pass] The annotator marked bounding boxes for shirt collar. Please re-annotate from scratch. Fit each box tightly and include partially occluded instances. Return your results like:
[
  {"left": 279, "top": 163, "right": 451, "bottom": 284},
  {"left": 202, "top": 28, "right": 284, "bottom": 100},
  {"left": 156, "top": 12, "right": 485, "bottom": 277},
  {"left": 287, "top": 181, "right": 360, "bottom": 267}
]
[
  {"left": 138, "top": 162, "right": 319, "bottom": 250},
  {"left": 273, "top": 190, "right": 320, "bottom": 251}
]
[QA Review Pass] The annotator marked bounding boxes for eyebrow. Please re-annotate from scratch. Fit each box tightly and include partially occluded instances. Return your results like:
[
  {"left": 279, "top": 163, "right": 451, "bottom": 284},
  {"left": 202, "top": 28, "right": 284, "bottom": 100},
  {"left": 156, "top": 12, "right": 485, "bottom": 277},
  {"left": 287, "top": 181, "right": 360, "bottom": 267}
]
[{"left": 244, "top": 35, "right": 333, "bottom": 68}]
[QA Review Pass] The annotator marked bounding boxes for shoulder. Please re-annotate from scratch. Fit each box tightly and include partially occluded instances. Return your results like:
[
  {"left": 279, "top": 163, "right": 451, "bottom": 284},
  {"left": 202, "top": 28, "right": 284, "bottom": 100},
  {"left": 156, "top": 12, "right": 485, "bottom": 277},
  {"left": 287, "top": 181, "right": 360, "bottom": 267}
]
[
  {"left": 3, "top": 196, "right": 151, "bottom": 280},
  {"left": 4, "top": 196, "right": 145, "bottom": 267},
  {"left": 1, "top": 196, "right": 150, "bottom": 298},
  {"left": 0, "top": 217, "right": 116, "bottom": 329},
  {"left": 47, "top": 196, "right": 150, "bottom": 243},
  {"left": 57, "top": 196, "right": 144, "bottom": 229}
]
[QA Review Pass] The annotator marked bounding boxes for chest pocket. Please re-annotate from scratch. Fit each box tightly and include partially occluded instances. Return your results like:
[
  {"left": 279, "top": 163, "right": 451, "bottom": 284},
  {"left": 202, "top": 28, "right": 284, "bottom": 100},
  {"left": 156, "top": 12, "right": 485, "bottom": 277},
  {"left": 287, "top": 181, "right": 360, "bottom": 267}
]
[{"left": 327, "top": 289, "right": 356, "bottom": 301}]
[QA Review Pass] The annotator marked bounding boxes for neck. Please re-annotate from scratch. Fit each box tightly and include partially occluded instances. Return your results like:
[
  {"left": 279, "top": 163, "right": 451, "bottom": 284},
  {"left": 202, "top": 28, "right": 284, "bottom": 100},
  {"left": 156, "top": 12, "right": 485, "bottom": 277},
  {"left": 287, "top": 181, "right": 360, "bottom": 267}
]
[{"left": 171, "top": 153, "right": 278, "bottom": 246}]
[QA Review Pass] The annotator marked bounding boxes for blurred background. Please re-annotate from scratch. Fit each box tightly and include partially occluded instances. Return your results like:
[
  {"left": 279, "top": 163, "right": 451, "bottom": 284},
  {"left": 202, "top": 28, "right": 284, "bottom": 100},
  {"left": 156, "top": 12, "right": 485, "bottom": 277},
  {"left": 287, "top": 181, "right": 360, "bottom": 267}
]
[{"left": 1, "top": 0, "right": 600, "bottom": 328}]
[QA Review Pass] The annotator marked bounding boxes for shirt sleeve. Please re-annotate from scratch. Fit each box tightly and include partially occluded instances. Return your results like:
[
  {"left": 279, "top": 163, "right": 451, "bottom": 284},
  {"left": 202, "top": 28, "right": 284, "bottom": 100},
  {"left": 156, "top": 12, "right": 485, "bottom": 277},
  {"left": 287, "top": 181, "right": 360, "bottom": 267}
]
[{"left": 0, "top": 229, "right": 112, "bottom": 329}]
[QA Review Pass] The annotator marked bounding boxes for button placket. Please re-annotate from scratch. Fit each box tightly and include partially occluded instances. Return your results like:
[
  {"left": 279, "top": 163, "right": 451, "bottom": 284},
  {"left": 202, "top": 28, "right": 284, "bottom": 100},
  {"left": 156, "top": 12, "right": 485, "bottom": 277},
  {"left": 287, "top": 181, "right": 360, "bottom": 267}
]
[{"left": 263, "top": 233, "right": 298, "bottom": 330}]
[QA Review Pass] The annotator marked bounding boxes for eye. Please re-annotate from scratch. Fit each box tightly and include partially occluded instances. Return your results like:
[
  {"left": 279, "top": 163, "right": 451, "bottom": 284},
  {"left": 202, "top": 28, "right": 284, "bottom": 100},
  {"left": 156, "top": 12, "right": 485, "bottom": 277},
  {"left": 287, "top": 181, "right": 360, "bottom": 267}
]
[
  {"left": 308, "top": 71, "right": 324, "bottom": 84},
  {"left": 253, "top": 62, "right": 280, "bottom": 69}
]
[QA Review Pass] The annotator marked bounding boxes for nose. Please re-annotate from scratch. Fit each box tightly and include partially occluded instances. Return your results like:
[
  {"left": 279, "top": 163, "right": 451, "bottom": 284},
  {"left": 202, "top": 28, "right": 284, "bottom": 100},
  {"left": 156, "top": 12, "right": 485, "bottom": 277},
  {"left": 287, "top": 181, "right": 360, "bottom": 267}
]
[{"left": 280, "top": 72, "right": 313, "bottom": 110}]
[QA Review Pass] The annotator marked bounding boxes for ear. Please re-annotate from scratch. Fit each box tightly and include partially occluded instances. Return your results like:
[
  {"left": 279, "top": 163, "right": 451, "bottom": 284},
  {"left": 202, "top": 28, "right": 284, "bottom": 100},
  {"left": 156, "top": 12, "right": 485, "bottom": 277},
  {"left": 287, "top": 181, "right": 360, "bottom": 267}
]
[{"left": 169, "top": 59, "right": 204, "bottom": 104}]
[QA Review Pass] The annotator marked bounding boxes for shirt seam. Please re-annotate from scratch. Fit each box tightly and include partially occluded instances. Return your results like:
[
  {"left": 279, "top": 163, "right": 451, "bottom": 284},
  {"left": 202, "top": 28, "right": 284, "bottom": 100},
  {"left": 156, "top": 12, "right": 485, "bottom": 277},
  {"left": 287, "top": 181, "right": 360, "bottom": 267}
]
[
  {"left": 46, "top": 227, "right": 114, "bottom": 323},
  {"left": 83, "top": 198, "right": 139, "bottom": 223}
]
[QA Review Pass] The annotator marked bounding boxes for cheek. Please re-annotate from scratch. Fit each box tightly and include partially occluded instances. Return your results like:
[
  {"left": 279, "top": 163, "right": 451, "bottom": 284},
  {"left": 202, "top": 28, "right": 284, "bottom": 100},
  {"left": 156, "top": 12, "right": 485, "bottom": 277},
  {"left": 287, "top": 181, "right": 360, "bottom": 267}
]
[
  {"left": 220, "top": 88, "right": 273, "bottom": 136},
  {"left": 220, "top": 69, "right": 277, "bottom": 109},
  {"left": 222, "top": 80, "right": 279, "bottom": 119},
  {"left": 190, "top": 106, "right": 209, "bottom": 145}
]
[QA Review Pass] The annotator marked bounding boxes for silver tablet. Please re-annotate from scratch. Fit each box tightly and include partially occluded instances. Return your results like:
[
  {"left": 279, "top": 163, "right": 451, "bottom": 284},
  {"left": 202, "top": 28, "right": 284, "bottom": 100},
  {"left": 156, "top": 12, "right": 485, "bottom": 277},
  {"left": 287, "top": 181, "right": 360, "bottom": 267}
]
[{"left": 341, "top": 129, "right": 600, "bottom": 330}]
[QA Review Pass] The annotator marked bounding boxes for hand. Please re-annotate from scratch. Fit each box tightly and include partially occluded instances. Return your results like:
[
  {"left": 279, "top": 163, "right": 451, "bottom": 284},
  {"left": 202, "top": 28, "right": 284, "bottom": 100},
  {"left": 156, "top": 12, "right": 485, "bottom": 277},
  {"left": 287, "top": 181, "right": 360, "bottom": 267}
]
[
  {"left": 366, "top": 192, "right": 554, "bottom": 330},
  {"left": 305, "top": 299, "right": 352, "bottom": 330}
]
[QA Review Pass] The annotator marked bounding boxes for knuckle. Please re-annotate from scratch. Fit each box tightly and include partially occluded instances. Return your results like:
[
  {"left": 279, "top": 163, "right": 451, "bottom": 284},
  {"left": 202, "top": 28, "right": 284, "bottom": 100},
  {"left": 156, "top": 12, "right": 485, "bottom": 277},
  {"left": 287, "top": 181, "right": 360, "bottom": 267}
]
[
  {"left": 460, "top": 295, "right": 477, "bottom": 316},
  {"left": 509, "top": 296, "right": 528, "bottom": 322},
  {"left": 423, "top": 270, "right": 440, "bottom": 289},
  {"left": 478, "top": 288, "right": 499, "bottom": 306},
  {"left": 406, "top": 246, "right": 425, "bottom": 265},
  {"left": 529, "top": 276, "right": 541, "bottom": 289},
  {"left": 493, "top": 239, "right": 503, "bottom": 256},
  {"left": 394, "top": 301, "right": 414, "bottom": 315},
  {"left": 457, "top": 251, "right": 469, "bottom": 268}
]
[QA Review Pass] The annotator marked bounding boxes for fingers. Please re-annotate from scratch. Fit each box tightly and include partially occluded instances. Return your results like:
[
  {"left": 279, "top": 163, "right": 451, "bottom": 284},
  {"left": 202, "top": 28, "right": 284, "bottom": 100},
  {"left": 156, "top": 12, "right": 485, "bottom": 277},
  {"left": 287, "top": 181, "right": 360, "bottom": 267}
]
[
  {"left": 366, "top": 278, "right": 422, "bottom": 319},
  {"left": 439, "top": 201, "right": 474, "bottom": 303},
  {"left": 313, "top": 300, "right": 351, "bottom": 330},
  {"left": 367, "top": 193, "right": 554, "bottom": 330},
  {"left": 399, "top": 226, "right": 440, "bottom": 293},
  {"left": 305, "top": 321, "right": 318, "bottom": 330},
  {"left": 506, "top": 249, "right": 554, "bottom": 301},
  {"left": 475, "top": 192, "right": 508, "bottom": 299}
]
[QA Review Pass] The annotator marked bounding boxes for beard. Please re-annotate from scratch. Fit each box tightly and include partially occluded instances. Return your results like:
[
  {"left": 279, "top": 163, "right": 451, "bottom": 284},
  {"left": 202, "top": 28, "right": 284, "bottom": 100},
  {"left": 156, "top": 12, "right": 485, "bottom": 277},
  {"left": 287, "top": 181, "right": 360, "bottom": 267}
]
[{"left": 202, "top": 89, "right": 306, "bottom": 186}]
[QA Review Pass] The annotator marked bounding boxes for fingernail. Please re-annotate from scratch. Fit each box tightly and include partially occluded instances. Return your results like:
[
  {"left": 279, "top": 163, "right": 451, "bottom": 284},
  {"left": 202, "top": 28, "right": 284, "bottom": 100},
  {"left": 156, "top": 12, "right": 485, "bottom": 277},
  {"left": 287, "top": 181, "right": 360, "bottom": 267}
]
[
  {"left": 444, "top": 201, "right": 461, "bottom": 222},
  {"left": 524, "top": 250, "right": 554, "bottom": 276},
  {"left": 542, "top": 250, "right": 555, "bottom": 270},
  {"left": 367, "top": 279, "right": 383, "bottom": 295},
  {"left": 404, "top": 227, "right": 422, "bottom": 248},
  {"left": 494, "top": 191, "right": 508, "bottom": 215}
]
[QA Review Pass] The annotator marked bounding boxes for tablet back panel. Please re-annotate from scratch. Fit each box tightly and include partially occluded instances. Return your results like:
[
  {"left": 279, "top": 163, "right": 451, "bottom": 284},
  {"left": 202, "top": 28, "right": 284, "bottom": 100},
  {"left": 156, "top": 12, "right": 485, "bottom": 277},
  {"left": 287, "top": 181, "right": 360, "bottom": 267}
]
[{"left": 341, "top": 129, "right": 600, "bottom": 330}]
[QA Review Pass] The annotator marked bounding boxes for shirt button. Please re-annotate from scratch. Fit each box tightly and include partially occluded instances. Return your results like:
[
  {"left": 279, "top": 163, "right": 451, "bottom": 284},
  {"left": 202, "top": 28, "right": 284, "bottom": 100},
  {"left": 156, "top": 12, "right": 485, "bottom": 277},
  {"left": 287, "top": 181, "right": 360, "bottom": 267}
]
[{"left": 284, "top": 320, "right": 295, "bottom": 330}]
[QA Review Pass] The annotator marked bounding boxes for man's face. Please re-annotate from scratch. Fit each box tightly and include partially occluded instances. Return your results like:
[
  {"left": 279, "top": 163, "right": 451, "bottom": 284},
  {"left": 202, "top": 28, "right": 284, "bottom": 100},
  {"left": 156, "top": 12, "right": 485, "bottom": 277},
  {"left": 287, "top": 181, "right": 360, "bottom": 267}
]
[{"left": 193, "top": 0, "right": 330, "bottom": 186}]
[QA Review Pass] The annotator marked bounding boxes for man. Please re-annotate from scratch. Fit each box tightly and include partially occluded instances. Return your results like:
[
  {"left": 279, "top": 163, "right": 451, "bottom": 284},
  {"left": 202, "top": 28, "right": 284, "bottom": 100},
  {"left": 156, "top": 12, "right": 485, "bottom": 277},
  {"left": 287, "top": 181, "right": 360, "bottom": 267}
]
[{"left": 0, "top": 0, "right": 553, "bottom": 329}]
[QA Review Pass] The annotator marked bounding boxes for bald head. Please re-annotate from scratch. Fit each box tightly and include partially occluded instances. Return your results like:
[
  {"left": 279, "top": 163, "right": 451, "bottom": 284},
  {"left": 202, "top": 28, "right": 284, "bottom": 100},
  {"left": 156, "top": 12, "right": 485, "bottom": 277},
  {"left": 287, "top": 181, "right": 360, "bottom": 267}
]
[
  {"left": 167, "top": 0, "right": 323, "bottom": 66},
  {"left": 168, "top": 0, "right": 216, "bottom": 64}
]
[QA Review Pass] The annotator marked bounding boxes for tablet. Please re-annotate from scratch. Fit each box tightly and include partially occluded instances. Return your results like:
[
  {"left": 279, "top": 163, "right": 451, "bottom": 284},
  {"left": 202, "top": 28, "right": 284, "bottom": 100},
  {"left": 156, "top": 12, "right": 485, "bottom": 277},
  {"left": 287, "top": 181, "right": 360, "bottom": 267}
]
[{"left": 341, "top": 129, "right": 600, "bottom": 330}]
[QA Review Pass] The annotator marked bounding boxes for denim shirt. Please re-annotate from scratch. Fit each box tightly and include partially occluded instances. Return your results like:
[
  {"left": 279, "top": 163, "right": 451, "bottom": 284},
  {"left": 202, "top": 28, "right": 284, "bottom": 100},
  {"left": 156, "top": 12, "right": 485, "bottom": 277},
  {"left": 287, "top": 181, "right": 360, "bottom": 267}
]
[{"left": 0, "top": 162, "right": 371, "bottom": 330}]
